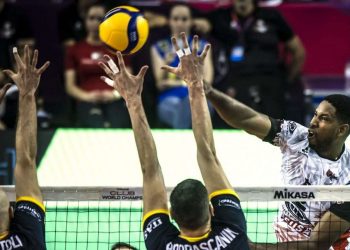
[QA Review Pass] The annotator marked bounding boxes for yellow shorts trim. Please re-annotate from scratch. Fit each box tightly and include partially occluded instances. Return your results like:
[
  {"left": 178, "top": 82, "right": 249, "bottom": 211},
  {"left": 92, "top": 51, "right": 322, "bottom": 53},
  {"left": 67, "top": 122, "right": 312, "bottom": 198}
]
[
  {"left": 142, "top": 209, "right": 169, "bottom": 226},
  {"left": 16, "top": 196, "right": 45, "bottom": 212},
  {"left": 209, "top": 189, "right": 239, "bottom": 200}
]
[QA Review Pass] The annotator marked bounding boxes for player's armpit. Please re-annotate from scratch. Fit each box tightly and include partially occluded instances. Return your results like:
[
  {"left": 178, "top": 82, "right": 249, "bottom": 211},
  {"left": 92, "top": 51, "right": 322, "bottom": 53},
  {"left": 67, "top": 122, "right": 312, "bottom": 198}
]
[
  {"left": 196, "top": 152, "right": 232, "bottom": 195},
  {"left": 142, "top": 168, "right": 168, "bottom": 216},
  {"left": 14, "top": 163, "right": 42, "bottom": 203},
  {"left": 206, "top": 88, "right": 271, "bottom": 139}
]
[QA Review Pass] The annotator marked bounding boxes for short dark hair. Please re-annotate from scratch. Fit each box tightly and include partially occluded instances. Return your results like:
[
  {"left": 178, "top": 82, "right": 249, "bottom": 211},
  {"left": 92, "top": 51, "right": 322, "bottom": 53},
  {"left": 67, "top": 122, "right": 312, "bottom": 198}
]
[
  {"left": 324, "top": 94, "right": 350, "bottom": 126},
  {"left": 111, "top": 242, "right": 137, "bottom": 250},
  {"left": 170, "top": 179, "right": 209, "bottom": 230}
]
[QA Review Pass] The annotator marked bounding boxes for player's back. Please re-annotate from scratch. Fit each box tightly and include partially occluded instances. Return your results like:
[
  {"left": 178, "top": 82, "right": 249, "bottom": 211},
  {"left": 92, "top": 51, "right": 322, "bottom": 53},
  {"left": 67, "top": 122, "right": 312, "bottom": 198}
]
[{"left": 143, "top": 189, "right": 249, "bottom": 250}]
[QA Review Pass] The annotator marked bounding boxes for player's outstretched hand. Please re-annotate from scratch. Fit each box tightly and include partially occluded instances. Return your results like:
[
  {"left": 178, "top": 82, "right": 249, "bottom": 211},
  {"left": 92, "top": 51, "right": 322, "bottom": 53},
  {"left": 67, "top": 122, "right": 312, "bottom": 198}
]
[
  {"left": 161, "top": 32, "right": 211, "bottom": 87},
  {"left": 0, "top": 83, "right": 12, "bottom": 104},
  {"left": 99, "top": 52, "right": 148, "bottom": 103},
  {"left": 3, "top": 46, "right": 50, "bottom": 97}
]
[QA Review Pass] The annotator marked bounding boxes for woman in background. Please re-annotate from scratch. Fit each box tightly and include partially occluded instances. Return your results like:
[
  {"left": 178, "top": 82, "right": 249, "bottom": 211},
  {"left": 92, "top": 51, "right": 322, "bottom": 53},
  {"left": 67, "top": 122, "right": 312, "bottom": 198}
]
[
  {"left": 150, "top": 4, "right": 213, "bottom": 129},
  {"left": 65, "top": 3, "right": 131, "bottom": 128}
]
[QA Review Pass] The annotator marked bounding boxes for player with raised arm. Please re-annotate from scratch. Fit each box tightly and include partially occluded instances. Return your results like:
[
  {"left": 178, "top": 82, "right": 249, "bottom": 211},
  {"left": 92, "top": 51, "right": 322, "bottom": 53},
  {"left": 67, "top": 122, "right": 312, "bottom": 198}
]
[
  {"left": 99, "top": 33, "right": 249, "bottom": 250},
  {"left": 204, "top": 76, "right": 350, "bottom": 242},
  {"left": 0, "top": 46, "right": 50, "bottom": 249}
]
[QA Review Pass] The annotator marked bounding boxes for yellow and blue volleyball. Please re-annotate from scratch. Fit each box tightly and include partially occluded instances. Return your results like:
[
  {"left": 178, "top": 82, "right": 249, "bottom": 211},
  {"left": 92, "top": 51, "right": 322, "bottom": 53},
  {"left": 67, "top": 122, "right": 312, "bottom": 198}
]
[{"left": 99, "top": 6, "right": 149, "bottom": 54}]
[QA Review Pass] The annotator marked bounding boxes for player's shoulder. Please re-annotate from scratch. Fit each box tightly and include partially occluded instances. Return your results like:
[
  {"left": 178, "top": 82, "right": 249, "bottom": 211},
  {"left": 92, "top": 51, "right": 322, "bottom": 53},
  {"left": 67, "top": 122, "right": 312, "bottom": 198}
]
[
  {"left": 281, "top": 120, "right": 308, "bottom": 138},
  {"left": 15, "top": 197, "right": 45, "bottom": 222}
]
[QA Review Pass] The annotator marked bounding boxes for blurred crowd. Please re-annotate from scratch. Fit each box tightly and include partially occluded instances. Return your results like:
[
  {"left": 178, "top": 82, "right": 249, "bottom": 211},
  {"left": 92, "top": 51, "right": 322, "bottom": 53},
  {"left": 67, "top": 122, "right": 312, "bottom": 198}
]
[{"left": 0, "top": 0, "right": 307, "bottom": 129}]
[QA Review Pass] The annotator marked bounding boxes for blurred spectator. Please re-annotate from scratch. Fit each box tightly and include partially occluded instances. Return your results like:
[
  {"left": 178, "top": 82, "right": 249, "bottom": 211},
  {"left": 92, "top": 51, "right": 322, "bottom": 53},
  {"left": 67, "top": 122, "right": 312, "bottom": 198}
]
[
  {"left": 111, "top": 242, "right": 137, "bottom": 250},
  {"left": 58, "top": 0, "right": 131, "bottom": 46},
  {"left": 58, "top": 0, "right": 98, "bottom": 46},
  {"left": 150, "top": 4, "right": 213, "bottom": 129},
  {"left": 0, "top": 0, "right": 34, "bottom": 129},
  {"left": 210, "top": 0, "right": 305, "bottom": 120},
  {"left": 65, "top": 3, "right": 130, "bottom": 128}
]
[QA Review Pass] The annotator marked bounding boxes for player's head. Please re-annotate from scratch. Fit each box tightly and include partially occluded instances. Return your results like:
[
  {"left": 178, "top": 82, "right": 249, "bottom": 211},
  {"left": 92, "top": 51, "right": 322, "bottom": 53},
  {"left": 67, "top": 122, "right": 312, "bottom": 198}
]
[
  {"left": 85, "top": 3, "right": 106, "bottom": 37},
  {"left": 234, "top": 0, "right": 257, "bottom": 17},
  {"left": 170, "top": 179, "right": 211, "bottom": 231},
  {"left": 111, "top": 242, "right": 137, "bottom": 250},
  {"left": 169, "top": 4, "right": 192, "bottom": 36},
  {"left": 0, "top": 189, "right": 12, "bottom": 232},
  {"left": 308, "top": 94, "right": 350, "bottom": 150}
]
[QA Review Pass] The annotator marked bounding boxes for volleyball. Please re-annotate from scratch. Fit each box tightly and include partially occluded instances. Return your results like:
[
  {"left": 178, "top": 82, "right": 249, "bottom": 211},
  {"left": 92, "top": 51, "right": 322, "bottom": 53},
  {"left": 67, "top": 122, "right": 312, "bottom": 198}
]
[{"left": 99, "top": 6, "right": 149, "bottom": 54}]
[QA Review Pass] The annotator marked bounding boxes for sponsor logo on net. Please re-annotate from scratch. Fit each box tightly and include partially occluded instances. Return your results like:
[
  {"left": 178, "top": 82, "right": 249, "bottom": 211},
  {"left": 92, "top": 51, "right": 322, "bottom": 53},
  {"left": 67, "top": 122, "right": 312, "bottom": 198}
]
[
  {"left": 274, "top": 189, "right": 315, "bottom": 200},
  {"left": 101, "top": 188, "right": 142, "bottom": 200}
]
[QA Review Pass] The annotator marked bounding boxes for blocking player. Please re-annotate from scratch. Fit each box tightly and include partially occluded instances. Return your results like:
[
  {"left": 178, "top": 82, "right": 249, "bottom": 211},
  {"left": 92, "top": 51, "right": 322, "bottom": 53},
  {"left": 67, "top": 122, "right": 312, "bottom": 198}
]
[
  {"left": 0, "top": 45, "right": 49, "bottom": 249},
  {"left": 204, "top": 78, "right": 350, "bottom": 241},
  {"left": 99, "top": 33, "right": 249, "bottom": 249}
]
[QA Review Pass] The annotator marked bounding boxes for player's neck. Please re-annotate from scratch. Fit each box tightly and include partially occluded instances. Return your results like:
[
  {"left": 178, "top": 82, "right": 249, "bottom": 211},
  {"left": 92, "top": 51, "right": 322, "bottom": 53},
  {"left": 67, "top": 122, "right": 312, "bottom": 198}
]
[
  {"left": 86, "top": 35, "right": 102, "bottom": 46},
  {"left": 179, "top": 222, "right": 211, "bottom": 239},
  {"left": 315, "top": 143, "right": 344, "bottom": 161}
]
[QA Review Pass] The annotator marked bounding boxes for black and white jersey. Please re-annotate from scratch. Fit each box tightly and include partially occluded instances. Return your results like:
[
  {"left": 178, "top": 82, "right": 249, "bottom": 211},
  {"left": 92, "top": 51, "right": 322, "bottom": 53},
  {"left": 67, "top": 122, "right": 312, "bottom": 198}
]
[{"left": 264, "top": 119, "right": 350, "bottom": 242}]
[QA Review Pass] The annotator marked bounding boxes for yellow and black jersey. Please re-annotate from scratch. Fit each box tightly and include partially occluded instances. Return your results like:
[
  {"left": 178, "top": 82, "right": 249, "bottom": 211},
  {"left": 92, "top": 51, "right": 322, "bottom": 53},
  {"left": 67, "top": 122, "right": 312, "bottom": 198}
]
[
  {"left": 0, "top": 197, "right": 45, "bottom": 250},
  {"left": 143, "top": 189, "right": 249, "bottom": 250}
]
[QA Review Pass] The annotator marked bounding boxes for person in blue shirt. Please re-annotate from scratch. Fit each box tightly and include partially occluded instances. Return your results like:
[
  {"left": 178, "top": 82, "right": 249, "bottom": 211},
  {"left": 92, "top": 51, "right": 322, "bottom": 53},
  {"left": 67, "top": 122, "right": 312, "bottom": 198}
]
[{"left": 150, "top": 4, "right": 213, "bottom": 129}]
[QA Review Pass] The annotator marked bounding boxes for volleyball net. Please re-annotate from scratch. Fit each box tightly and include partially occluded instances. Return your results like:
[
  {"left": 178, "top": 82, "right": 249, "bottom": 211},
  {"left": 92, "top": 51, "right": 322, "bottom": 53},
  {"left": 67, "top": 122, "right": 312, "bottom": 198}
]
[{"left": 3, "top": 186, "right": 350, "bottom": 250}]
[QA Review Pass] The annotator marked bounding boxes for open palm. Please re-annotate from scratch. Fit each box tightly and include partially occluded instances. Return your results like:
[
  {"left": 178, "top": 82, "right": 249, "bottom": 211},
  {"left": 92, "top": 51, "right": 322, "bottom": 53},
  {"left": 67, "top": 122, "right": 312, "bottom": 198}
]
[
  {"left": 161, "top": 33, "right": 211, "bottom": 87},
  {"left": 99, "top": 51, "right": 148, "bottom": 102},
  {"left": 3, "top": 46, "right": 50, "bottom": 97}
]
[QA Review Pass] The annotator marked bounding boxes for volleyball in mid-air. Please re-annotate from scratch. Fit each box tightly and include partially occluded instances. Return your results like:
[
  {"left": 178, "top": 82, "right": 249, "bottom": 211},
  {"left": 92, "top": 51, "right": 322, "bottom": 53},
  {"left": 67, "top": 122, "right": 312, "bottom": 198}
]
[{"left": 99, "top": 6, "right": 149, "bottom": 54}]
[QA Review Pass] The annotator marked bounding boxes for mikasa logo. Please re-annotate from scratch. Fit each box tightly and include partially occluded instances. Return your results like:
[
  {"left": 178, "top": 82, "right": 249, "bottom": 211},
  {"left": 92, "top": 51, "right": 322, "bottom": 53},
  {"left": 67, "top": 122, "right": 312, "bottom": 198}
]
[{"left": 274, "top": 189, "right": 315, "bottom": 199}]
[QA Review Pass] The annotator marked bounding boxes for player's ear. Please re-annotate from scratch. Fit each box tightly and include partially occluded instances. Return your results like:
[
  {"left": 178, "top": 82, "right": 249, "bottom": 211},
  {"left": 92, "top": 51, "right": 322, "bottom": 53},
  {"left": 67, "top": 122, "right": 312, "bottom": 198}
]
[
  {"left": 8, "top": 205, "right": 14, "bottom": 220},
  {"left": 338, "top": 124, "right": 349, "bottom": 138},
  {"left": 209, "top": 203, "right": 214, "bottom": 217}
]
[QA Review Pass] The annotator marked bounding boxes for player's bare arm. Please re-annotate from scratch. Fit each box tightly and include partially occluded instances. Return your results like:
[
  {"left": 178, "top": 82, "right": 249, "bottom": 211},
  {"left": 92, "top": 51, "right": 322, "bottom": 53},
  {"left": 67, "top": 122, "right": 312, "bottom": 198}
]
[
  {"left": 162, "top": 33, "right": 231, "bottom": 193},
  {"left": 250, "top": 211, "right": 350, "bottom": 250},
  {"left": 204, "top": 85, "right": 271, "bottom": 139},
  {"left": 3, "top": 46, "right": 50, "bottom": 202},
  {"left": 99, "top": 52, "right": 168, "bottom": 215},
  {"left": 0, "top": 83, "right": 11, "bottom": 104}
]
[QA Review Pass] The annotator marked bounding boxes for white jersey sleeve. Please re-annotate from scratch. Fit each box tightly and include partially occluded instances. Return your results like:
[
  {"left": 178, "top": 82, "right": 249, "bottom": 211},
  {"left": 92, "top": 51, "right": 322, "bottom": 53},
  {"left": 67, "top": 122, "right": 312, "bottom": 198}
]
[{"left": 264, "top": 119, "right": 308, "bottom": 152}]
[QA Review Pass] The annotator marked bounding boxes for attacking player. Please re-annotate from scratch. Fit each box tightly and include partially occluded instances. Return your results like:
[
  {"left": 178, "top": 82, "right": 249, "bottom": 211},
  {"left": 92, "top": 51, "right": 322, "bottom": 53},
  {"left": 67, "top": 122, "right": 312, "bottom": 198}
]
[
  {"left": 204, "top": 73, "right": 350, "bottom": 242},
  {"left": 0, "top": 46, "right": 49, "bottom": 249},
  {"left": 99, "top": 32, "right": 249, "bottom": 249}
]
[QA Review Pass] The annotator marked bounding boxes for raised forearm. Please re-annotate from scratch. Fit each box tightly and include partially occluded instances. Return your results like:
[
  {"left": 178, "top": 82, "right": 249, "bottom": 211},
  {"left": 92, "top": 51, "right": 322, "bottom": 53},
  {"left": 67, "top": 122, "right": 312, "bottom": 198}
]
[
  {"left": 127, "top": 98, "right": 160, "bottom": 175},
  {"left": 189, "top": 83, "right": 232, "bottom": 192},
  {"left": 189, "top": 83, "right": 215, "bottom": 155},
  {"left": 206, "top": 88, "right": 270, "bottom": 139},
  {"left": 16, "top": 94, "right": 37, "bottom": 167}
]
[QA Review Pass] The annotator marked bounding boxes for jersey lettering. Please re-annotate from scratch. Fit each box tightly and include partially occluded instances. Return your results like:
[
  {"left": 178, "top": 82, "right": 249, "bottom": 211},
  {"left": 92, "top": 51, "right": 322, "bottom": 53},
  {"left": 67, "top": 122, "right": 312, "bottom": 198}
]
[
  {"left": 165, "top": 228, "right": 239, "bottom": 250},
  {"left": 0, "top": 235, "right": 23, "bottom": 250}
]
